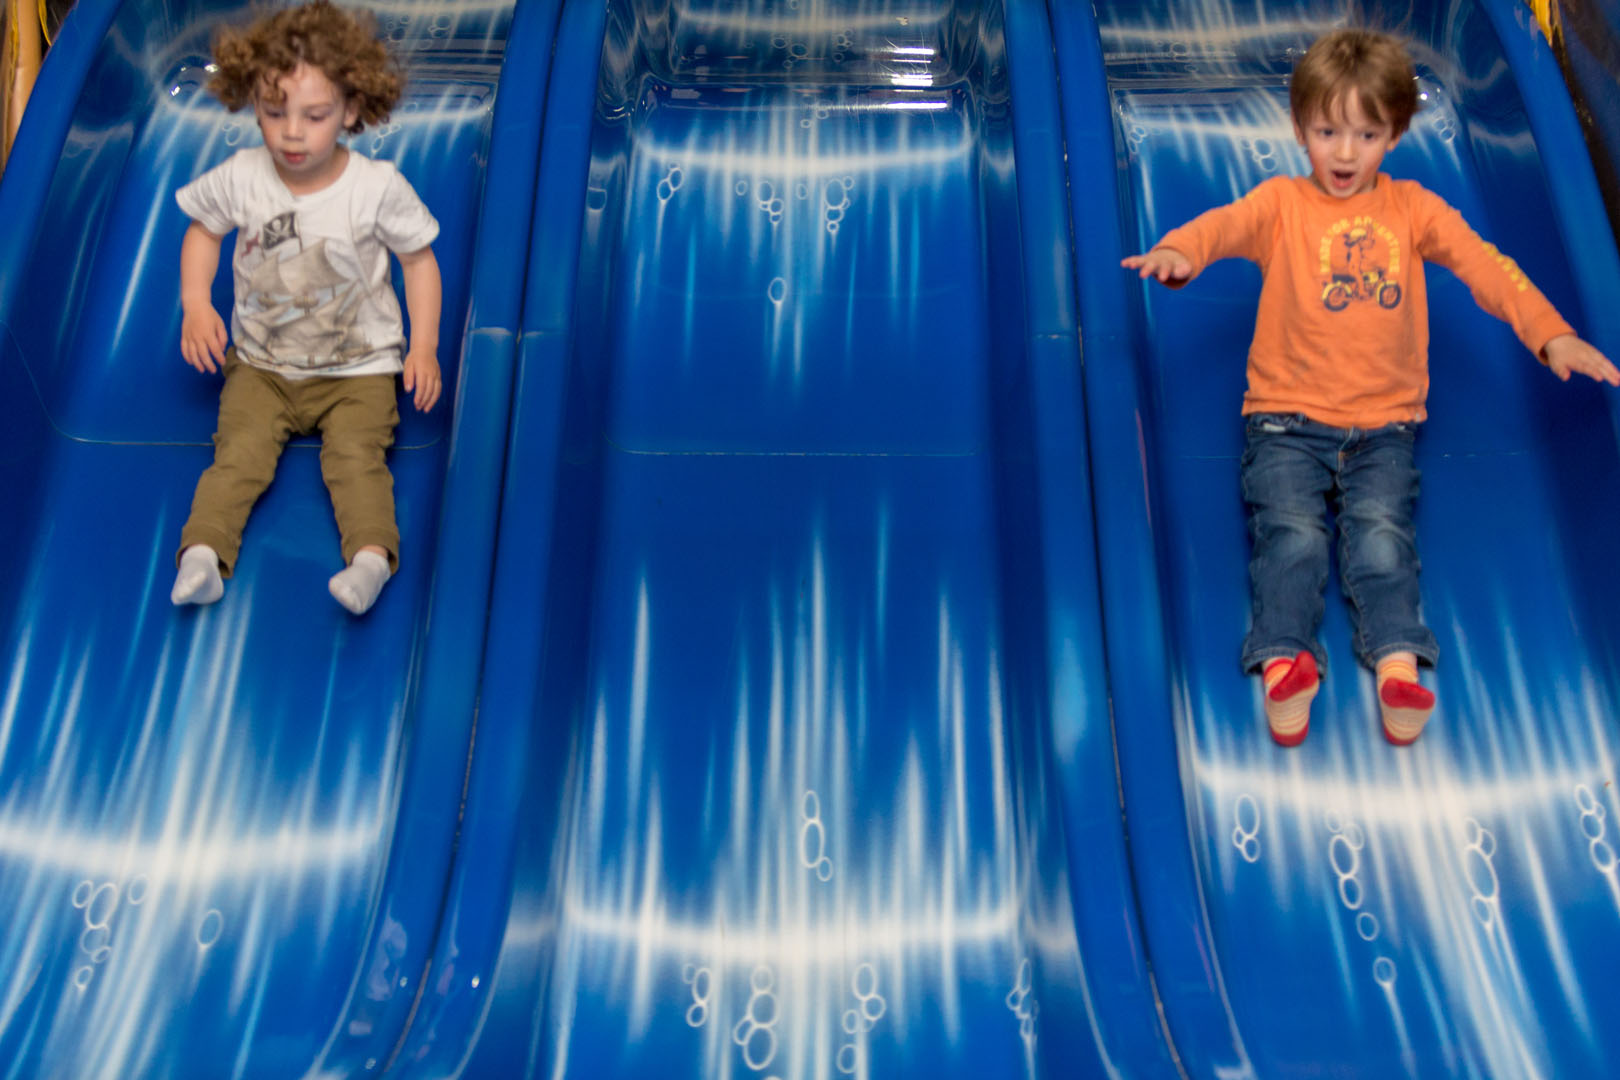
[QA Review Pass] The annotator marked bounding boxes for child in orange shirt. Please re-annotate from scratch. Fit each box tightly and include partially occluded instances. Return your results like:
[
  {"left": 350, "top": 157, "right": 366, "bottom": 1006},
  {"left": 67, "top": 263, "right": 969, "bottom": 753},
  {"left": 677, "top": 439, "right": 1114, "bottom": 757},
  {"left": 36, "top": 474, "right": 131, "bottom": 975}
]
[{"left": 1122, "top": 29, "right": 1619, "bottom": 746}]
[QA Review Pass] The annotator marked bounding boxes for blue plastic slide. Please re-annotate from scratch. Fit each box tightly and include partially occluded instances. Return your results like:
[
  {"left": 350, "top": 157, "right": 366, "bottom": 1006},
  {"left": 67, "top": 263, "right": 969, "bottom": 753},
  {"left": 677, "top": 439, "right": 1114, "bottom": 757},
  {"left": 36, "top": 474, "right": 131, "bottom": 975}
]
[
  {"left": 1058, "top": 0, "right": 1620, "bottom": 1076},
  {"left": 382, "top": 1, "right": 1176, "bottom": 1076},
  {"left": 0, "top": 1, "right": 549, "bottom": 1075},
  {"left": 3, "top": 0, "right": 1619, "bottom": 1077}
]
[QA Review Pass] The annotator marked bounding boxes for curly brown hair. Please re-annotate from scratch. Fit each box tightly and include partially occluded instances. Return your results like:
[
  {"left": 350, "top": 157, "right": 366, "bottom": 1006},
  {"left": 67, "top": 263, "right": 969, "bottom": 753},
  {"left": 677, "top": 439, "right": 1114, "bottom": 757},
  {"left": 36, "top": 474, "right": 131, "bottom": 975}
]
[
  {"left": 209, "top": 1, "right": 402, "bottom": 133},
  {"left": 1290, "top": 29, "right": 1419, "bottom": 137}
]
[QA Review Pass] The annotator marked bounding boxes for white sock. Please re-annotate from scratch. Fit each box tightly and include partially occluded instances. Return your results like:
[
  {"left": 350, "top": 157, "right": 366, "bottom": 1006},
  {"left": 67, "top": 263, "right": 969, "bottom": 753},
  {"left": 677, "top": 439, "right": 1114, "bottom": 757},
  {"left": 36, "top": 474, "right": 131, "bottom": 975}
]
[
  {"left": 328, "top": 550, "right": 391, "bottom": 615},
  {"left": 171, "top": 545, "right": 224, "bottom": 606}
]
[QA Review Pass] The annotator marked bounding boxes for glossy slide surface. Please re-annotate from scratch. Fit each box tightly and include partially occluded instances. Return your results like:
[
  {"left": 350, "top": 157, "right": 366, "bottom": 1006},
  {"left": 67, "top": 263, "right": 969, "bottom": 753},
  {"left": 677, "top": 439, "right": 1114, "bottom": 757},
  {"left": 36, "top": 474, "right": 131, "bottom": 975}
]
[
  {"left": 7, "top": 0, "right": 1619, "bottom": 1076},
  {"left": 0, "top": 1, "right": 539, "bottom": 1076},
  {"left": 1060, "top": 0, "right": 1620, "bottom": 1076},
  {"left": 385, "top": 1, "right": 1176, "bottom": 1077}
]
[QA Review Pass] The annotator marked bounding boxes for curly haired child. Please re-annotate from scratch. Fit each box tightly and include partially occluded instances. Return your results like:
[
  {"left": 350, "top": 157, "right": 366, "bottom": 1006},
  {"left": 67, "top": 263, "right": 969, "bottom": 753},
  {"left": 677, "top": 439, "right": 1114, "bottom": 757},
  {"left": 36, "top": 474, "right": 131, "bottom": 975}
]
[
  {"left": 170, "top": 0, "right": 443, "bottom": 615},
  {"left": 1122, "top": 28, "right": 1619, "bottom": 745}
]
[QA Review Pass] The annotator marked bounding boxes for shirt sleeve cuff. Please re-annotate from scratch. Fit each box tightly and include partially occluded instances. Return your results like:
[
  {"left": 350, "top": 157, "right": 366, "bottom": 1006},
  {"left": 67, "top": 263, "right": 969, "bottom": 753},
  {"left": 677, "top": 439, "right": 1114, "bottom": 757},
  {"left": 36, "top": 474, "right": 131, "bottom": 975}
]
[
  {"left": 174, "top": 191, "right": 233, "bottom": 238},
  {"left": 1527, "top": 315, "right": 1577, "bottom": 362}
]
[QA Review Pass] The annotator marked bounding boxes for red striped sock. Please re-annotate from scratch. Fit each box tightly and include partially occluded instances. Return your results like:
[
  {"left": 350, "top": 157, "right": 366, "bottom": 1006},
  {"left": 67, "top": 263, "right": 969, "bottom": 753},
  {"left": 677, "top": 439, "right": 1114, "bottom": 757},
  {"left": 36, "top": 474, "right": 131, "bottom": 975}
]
[
  {"left": 1377, "top": 654, "right": 1433, "bottom": 745},
  {"left": 1263, "top": 650, "right": 1318, "bottom": 747}
]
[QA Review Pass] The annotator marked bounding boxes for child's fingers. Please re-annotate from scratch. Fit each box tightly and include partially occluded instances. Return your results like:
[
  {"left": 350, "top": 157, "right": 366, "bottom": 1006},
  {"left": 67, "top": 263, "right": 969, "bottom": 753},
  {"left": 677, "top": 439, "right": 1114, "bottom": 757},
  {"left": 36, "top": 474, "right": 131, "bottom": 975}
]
[
  {"left": 1568, "top": 350, "right": 1619, "bottom": 384},
  {"left": 181, "top": 316, "right": 225, "bottom": 373},
  {"left": 418, "top": 374, "right": 441, "bottom": 412},
  {"left": 401, "top": 369, "right": 418, "bottom": 409}
]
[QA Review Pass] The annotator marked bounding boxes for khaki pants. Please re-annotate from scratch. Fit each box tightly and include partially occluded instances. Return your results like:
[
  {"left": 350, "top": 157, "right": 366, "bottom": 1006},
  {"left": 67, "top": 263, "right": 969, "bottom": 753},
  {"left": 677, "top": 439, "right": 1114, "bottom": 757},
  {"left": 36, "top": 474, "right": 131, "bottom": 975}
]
[{"left": 179, "top": 354, "right": 400, "bottom": 577}]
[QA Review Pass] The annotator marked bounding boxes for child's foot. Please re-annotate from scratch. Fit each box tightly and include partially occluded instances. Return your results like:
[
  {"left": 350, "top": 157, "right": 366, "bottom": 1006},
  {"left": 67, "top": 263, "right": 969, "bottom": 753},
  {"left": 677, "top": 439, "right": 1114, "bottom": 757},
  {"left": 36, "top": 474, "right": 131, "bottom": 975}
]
[
  {"left": 1262, "top": 650, "right": 1318, "bottom": 747},
  {"left": 171, "top": 545, "right": 224, "bottom": 606},
  {"left": 328, "top": 550, "right": 391, "bottom": 615},
  {"left": 1377, "top": 653, "right": 1433, "bottom": 745}
]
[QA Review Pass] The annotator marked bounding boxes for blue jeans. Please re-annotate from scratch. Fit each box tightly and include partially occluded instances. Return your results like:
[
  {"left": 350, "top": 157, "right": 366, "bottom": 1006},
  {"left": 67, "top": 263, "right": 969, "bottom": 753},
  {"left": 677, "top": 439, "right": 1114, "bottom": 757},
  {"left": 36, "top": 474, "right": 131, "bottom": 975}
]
[{"left": 1239, "top": 412, "right": 1438, "bottom": 674}]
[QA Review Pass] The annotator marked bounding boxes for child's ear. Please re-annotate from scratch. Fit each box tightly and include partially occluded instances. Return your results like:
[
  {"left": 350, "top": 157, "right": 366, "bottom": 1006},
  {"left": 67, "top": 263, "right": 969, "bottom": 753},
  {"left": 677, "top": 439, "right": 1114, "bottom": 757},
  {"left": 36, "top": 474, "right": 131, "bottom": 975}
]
[
  {"left": 343, "top": 97, "right": 361, "bottom": 132},
  {"left": 1291, "top": 117, "right": 1306, "bottom": 146}
]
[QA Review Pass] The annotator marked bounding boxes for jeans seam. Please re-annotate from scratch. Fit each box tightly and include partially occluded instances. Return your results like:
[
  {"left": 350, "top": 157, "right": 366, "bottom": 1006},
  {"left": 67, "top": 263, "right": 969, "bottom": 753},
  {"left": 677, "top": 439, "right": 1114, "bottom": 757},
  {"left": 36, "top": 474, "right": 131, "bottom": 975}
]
[{"left": 1338, "top": 513, "right": 1366, "bottom": 655}]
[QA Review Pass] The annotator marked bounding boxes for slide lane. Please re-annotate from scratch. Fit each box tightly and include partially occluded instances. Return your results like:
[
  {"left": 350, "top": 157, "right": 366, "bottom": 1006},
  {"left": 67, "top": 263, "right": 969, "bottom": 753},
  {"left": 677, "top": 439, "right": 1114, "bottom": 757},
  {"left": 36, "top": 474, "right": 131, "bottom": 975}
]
[
  {"left": 386, "top": 0, "right": 1180, "bottom": 1077},
  {"left": 1059, "top": 0, "right": 1620, "bottom": 1076},
  {"left": 0, "top": 1, "right": 544, "bottom": 1076}
]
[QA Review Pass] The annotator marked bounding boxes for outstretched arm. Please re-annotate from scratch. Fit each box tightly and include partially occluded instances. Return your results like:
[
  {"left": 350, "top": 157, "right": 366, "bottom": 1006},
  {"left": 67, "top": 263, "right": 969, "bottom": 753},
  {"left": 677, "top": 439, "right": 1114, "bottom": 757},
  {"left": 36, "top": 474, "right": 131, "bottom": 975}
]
[
  {"left": 1543, "top": 334, "right": 1620, "bottom": 385},
  {"left": 1119, "top": 182, "right": 1279, "bottom": 290},
  {"left": 398, "top": 245, "right": 443, "bottom": 412},
  {"left": 180, "top": 221, "right": 228, "bottom": 374},
  {"left": 1121, "top": 246, "right": 1194, "bottom": 286}
]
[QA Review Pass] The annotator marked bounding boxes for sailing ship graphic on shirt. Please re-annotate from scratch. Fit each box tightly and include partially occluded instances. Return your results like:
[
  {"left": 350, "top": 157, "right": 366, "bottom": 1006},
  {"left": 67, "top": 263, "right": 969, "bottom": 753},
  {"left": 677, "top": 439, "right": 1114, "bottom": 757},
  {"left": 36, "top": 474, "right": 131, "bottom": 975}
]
[
  {"left": 238, "top": 213, "right": 371, "bottom": 368},
  {"left": 1319, "top": 218, "right": 1403, "bottom": 312}
]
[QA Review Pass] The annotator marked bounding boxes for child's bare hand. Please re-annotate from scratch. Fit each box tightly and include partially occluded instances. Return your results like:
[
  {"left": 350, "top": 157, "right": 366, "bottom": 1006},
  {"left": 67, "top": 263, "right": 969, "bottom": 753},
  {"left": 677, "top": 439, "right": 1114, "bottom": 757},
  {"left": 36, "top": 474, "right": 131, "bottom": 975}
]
[
  {"left": 181, "top": 305, "right": 228, "bottom": 374},
  {"left": 403, "top": 348, "right": 442, "bottom": 412},
  {"left": 1121, "top": 247, "right": 1194, "bottom": 285},
  {"left": 1543, "top": 334, "right": 1620, "bottom": 386}
]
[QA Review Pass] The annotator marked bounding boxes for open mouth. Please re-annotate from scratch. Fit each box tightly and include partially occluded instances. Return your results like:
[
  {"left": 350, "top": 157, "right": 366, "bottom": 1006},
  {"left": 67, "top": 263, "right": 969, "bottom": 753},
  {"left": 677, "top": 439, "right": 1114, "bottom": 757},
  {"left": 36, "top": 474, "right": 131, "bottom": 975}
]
[{"left": 1331, "top": 169, "right": 1356, "bottom": 188}]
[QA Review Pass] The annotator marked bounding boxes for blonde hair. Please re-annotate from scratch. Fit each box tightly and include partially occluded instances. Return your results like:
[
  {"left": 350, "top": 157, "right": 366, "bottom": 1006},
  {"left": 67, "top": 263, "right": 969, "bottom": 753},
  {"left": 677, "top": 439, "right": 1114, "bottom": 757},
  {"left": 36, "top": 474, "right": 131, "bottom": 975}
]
[
  {"left": 1290, "top": 29, "right": 1419, "bottom": 136},
  {"left": 208, "top": 1, "right": 401, "bottom": 133}
]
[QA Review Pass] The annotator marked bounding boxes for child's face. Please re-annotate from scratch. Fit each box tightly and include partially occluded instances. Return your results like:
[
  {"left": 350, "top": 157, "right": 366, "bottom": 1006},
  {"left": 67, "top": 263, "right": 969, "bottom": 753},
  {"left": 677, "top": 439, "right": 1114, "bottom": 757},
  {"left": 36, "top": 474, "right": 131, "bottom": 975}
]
[
  {"left": 253, "top": 63, "right": 360, "bottom": 193},
  {"left": 1293, "top": 88, "right": 1401, "bottom": 199}
]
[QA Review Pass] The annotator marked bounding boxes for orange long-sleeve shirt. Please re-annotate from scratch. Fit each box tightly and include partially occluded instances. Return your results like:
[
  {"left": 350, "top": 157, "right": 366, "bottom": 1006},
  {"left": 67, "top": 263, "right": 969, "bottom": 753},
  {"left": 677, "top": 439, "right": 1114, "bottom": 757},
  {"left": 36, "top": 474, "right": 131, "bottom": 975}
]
[{"left": 1155, "top": 174, "right": 1575, "bottom": 427}]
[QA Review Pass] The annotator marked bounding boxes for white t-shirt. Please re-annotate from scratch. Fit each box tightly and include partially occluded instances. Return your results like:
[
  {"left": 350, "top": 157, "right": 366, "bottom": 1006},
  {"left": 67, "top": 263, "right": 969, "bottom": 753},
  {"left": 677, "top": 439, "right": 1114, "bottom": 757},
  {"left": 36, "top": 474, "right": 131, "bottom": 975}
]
[{"left": 176, "top": 146, "right": 439, "bottom": 378}]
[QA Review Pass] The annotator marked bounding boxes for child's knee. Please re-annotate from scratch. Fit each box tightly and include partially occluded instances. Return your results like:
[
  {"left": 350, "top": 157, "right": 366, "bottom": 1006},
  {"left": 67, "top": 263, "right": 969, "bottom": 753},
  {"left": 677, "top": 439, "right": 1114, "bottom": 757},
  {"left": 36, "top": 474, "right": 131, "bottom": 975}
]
[
  {"left": 208, "top": 423, "right": 285, "bottom": 478},
  {"left": 319, "top": 429, "right": 392, "bottom": 478},
  {"left": 1349, "top": 519, "right": 1416, "bottom": 575},
  {"left": 1251, "top": 502, "right": 1330, "bottom": 549}
]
